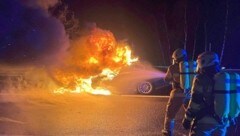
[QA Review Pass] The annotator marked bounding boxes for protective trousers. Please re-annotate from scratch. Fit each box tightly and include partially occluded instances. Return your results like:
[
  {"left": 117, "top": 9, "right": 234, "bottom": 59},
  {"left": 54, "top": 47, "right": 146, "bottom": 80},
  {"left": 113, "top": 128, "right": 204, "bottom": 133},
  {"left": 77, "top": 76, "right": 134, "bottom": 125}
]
[
  {"left": 227, "top": 115, "right": 240, "bottom": 135},
  {"left": 190, "top": 122, "right": 227, "bottom": 136},
  {"left": 163, "top": 89, "right": 188, "bottom": 135}
]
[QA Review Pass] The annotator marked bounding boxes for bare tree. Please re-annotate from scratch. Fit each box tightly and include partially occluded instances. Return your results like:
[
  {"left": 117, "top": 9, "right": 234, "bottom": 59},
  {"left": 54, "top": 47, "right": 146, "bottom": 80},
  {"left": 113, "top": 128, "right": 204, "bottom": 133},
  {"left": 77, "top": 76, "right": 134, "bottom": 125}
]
[
  {"left": 220, "top": 0, "right": 229, "bottom": 64},
  {"left": 151, "top": 14, "right": 166, "bottom": 66},
  {"left": 204, "top": 22, "right": 208, "bottom": 51},
  {"left": 192, "top": 22, "right": 198, "bottom": 60},
  {"left": 184, "top": 0, "right": 188, "bottom": 50},
  {"left": 164, "top": 7, "right": 171, "bottom": 64},
  {"left": 209, "top": 43, "right": 212, "bottom": 51}
]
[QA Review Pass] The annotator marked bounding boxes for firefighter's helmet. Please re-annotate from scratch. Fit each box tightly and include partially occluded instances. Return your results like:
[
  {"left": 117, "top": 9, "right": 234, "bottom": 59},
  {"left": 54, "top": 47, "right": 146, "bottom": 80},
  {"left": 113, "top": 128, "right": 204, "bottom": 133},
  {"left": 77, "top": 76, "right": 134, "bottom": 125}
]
[
  {"left": 172, "top": 48, "right": 187, "bottom": 64},
  {"left": 197, "top": 52, "right": 220, "bottom": 69}
]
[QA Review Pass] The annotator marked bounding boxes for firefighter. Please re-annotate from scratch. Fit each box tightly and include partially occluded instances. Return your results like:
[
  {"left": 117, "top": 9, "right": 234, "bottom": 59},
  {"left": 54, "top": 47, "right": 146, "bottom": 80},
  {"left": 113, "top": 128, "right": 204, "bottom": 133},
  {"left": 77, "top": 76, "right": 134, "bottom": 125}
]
[
  {"left": 182, "top": 52, "right": 228, "bottom": 136},
  {"left": 162, "top": 48, "right": 190, "bottom": 136}
]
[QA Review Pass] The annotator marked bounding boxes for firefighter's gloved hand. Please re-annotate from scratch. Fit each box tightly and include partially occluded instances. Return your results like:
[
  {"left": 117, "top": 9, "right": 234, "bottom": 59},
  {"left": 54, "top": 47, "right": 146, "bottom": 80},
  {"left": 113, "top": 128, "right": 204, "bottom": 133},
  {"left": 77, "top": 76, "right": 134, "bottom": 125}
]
[{"left": 182, "top": 118, "right": 191, "bottom": 130}]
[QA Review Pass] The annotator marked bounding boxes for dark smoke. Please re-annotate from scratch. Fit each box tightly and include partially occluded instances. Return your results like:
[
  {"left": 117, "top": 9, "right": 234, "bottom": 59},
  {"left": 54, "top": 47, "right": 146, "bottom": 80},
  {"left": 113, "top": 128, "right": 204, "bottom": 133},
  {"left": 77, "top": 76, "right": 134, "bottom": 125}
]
[
  {"left": 21, "top": 0, "right": 59, "bottom": 10},
  {"left": 0, "top": 0, "right": 69, "bottom": 66}
]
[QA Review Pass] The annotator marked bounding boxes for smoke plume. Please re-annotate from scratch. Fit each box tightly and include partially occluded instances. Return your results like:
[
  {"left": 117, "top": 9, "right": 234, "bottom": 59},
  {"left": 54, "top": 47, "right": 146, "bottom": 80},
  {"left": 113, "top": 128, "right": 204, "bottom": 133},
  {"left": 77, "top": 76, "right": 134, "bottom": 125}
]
[
  {"left": 21, "top": 0, "right": 59, "bottom": 10},
  {"left": 0, "top": 0, "right": 69, "bottom": 66}
]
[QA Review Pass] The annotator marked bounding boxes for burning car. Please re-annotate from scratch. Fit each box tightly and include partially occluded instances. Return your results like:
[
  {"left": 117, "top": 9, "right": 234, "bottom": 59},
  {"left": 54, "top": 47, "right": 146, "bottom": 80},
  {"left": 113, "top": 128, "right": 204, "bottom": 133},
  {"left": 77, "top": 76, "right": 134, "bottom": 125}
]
[
  {"left": 0, "top": 26, "right": 169, "bottom": 96},
  {"left": 99, "top": 64, "right": 171, "bottom": 95},
  {"left": 135, "top": 66, "right": 171, "bottom": 95}
]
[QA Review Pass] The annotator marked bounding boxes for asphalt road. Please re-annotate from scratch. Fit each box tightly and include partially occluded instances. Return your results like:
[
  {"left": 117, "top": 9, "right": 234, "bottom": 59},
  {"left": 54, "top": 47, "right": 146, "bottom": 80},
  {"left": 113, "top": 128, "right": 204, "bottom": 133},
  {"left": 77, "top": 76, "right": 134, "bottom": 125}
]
[{"left": 0, "top": 92, "right": 188, "bottom": 136}]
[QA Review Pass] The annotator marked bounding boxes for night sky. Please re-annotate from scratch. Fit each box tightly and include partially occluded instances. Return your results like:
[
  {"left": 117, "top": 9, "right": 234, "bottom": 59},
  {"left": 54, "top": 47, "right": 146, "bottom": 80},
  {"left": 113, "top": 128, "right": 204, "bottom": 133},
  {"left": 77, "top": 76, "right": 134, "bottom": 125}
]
[
  {"left": 1, "top": 0, "right": 240, "bottom": 68},
  {"left": 0, "top": 0, "right": 69, "bottom": 66},
  {"left": 63, "top": 0, "right": 240, "bottom": 68}
]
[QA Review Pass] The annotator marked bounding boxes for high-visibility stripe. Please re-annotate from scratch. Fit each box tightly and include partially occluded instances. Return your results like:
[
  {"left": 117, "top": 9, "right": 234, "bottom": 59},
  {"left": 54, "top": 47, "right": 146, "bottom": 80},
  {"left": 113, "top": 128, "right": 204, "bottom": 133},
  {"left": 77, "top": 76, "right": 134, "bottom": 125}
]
[{"left": 214, "top": 90, "right": 240, "bottom": 94}]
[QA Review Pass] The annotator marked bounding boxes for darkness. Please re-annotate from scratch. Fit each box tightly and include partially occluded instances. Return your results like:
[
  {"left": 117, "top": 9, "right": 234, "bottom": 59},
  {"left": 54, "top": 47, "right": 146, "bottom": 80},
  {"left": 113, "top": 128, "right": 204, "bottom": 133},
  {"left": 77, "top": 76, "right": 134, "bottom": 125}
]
[
  {"left": 0, "top": 0, "right": 239, "bottom": 68},
  {"left": 0, "top": 0, "right": 68, "bottom": 66},
  {"left": 63, "top": 0, "right": 240, "bottom": 68}
]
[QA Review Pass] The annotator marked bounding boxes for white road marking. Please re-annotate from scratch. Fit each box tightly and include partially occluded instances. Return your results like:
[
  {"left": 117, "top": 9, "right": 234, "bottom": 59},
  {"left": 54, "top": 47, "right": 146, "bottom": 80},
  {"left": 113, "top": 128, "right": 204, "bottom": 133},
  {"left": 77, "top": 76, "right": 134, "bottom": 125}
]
[
  {"left": 0, "top": 117, "right": 25, "bottom": 124},
  {"left": 120, "top": 95, "right": 169, "bottom": 98}
]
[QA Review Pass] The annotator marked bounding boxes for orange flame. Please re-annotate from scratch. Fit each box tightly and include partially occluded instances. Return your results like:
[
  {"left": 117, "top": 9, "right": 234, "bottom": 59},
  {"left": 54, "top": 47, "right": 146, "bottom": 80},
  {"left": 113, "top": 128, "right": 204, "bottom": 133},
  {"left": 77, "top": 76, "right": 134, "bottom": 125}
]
[{"left": 52, "top": 27, "right": 138, "bottom": 95}]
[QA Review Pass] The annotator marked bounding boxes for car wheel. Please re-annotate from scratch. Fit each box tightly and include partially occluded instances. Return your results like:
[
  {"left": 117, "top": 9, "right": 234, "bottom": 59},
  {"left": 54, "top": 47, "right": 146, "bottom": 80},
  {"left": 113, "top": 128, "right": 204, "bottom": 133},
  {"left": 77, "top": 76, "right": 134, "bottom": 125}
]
[{"left": 137, "top": 81, "right": 153, "bottom": 94}]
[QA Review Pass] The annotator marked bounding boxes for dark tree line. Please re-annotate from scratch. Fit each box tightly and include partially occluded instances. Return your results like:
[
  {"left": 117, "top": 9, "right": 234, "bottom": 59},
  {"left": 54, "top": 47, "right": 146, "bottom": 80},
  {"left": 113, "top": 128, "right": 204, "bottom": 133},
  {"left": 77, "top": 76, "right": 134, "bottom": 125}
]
[
  {"left": 63, "top": 0, "right": 240, "bottom": 68},
  {"left": 154, "top": 0, "right": 240, "bottom": 68}
]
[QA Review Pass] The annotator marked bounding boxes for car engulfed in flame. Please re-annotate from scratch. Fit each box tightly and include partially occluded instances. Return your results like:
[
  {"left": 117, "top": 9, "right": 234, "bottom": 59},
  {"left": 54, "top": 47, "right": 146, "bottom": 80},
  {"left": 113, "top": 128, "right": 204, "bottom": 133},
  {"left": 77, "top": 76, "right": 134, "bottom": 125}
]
[{"left": 50, "top": 27, "right": 138, "bottom": 95}]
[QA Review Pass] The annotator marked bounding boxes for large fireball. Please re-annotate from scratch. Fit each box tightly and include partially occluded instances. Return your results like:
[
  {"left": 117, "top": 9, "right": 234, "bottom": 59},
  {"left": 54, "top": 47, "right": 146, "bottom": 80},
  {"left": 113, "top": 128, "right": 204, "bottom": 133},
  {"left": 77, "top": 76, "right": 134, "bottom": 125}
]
[{"left": 51, "top": 27, "right": 138, "bottom": 95}]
